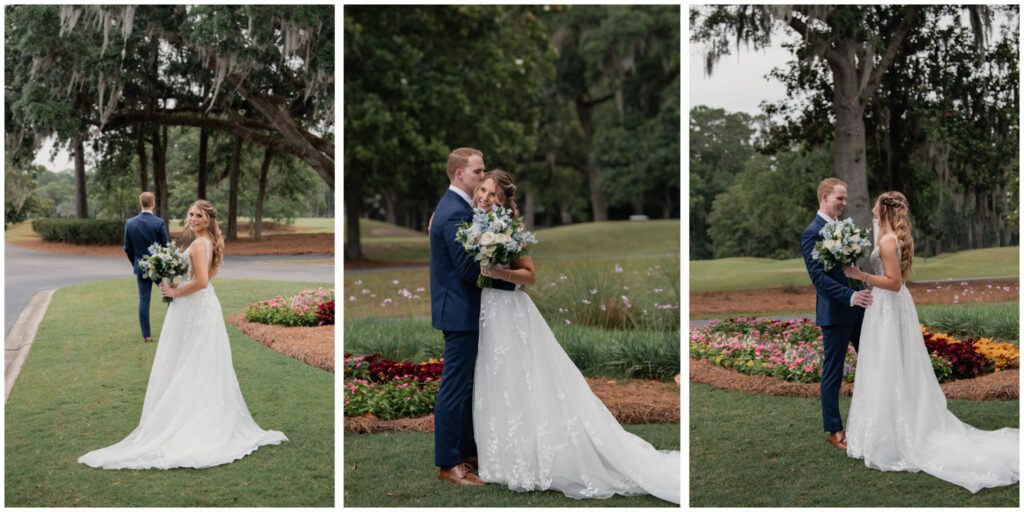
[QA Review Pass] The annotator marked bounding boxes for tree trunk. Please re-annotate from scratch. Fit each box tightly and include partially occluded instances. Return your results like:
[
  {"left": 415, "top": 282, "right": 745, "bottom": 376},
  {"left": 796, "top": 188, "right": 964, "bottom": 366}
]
[
  {"left": 227, "top": 135, "right": 242, "bottom": 241},
  {"left": 72, "top": 136, "right": 88, "bottom": 218},
  {"left": 345, "top": 168, "right": 365, "bottom": 260},
  {"left": 198, "top": 126, "right": 209, "bottom": 199},
  {"left": 253, "top": 148, "right": 273, "bottom": 241},
  {"left": 136, "top": 129, "right": 148, "bottom": 193},
  {"left": 151, "top": 126, "right": 169, "bottom": 223},
  {"left": 523, "top": 190, "right": 535, "bottom": 230},
  {"left": 829, "top": 57, "right": 871, "bottom": 234},
  {"left": 383, "top": 189, "right": 398, "bottom": 225},
  {"left": 233, "top": 83, "right": 334, "bottom": 188},
  {"left": 575, "top": 97, "right": 609, "bottom": 222}
]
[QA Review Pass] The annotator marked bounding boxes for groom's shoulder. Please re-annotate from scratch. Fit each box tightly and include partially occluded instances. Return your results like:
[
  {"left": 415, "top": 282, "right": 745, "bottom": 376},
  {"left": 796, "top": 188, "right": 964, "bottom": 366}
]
[{"left": 801, "top": 217, "right": 822, "bottom": 238}]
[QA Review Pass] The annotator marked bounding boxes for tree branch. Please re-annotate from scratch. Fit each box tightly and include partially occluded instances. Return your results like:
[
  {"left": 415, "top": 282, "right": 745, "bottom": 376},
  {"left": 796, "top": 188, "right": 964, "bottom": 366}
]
[{"left": 859, "top": 6, "right": 920, "bottom": 102}]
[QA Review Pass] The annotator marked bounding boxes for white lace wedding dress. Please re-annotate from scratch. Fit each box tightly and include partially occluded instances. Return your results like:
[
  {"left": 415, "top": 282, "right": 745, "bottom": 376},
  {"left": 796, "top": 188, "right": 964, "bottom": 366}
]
[
  {"left": 846, "top": 236, "right": 1019, "bottom": 492},
  {"left": 78, "top": 238, "right": 287, "bottom": 469},
  {"left": 473, "top": 287, "right": 680, "bottom": 504}
]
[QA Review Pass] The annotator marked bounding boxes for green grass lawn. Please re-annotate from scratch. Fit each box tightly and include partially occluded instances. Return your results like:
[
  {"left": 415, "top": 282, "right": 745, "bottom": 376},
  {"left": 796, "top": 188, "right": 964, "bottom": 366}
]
[
  {"left": 344, "top": 424, "right": 679, "bottom": 507},
  {"left": 5, "top": 278, "right": 334, "bottom": 507},
  {"left": 690, "top": 383, "right": 1019, "bottom": 506},
  {"left": 691, "top": 246, "right": 1019, "bottom": 293},
  {"left": 347, "top": 218, "right": 681, "bottom": 264}
]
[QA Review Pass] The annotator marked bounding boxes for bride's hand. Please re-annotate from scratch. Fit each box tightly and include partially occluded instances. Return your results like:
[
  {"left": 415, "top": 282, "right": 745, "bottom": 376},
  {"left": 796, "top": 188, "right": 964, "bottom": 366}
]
[
  {"left": 842, "top": 265, "right": 864, "bottom": 280},
  {"left": 159, "top": 282, "right": 177, "bottom": 298}
]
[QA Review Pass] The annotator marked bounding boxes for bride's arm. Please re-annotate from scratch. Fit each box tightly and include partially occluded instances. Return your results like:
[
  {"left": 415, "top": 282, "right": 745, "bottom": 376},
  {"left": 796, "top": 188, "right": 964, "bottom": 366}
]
[
  {"left": 481, "top": 255, "right": 536, "bottom": 286},
  {"left": 847, "top": 236, "right": 902, "bottom": 292},
  {"left": 160, "top": 241, "right": 210, "bottom": 298}
]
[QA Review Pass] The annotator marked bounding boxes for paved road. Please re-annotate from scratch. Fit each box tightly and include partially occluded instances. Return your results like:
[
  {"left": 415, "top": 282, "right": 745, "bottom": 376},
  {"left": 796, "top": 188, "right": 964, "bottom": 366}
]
[{"left": 4, "top": 244, "right": 334, "bottom": 336}]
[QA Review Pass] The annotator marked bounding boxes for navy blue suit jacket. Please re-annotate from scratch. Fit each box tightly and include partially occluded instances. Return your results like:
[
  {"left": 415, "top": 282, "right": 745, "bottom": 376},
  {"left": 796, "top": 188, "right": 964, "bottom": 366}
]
[
  {"left": 430, "top": 189, "right": 515, "bottom": 331},
  {"left": 800, "top": 214, "right": 863, "bottom": 327},
  {"left": 124, "top": 211, "right": 170, "bottom": 277}
]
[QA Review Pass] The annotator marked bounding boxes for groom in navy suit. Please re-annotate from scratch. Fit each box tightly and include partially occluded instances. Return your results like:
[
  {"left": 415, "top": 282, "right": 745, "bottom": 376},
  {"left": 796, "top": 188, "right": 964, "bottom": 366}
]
[
  {"left": 800, "top": 178, "right": 872, "bottom": 450},
  {"left": 429, "top": 147, "right": 516, "bottom": 485},
  {"left": 124, "top": 192, "right": 170, "bottom": 343}
]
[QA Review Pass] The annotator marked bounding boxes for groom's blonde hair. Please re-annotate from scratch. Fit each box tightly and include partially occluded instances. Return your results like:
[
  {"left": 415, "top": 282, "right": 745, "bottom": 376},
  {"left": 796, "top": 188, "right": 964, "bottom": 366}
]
[
  {"left": 139, "top": 191, "right": 155, "bottom": 209},
  {"left": 817, "top": 178, "right": 847, "bottom": 203},
  {"left": 446, "top": 147, "right": 483, "bottom": 180}
]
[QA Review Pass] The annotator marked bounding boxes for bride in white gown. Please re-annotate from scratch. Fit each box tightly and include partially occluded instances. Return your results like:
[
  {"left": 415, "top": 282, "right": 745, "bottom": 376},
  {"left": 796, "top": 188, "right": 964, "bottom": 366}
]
[
  {"left": 842, "top": 191, "right": 1018, "bottom": 493},
  {"left": 470, "top": 171, "right": 680, "bottom": 504},
  {"left": 79, "top": 200, "right": 287, "bottom": 470}
]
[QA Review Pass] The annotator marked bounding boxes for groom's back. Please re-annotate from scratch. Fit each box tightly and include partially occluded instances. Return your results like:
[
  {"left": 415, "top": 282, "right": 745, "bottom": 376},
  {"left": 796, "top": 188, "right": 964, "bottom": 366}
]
[{"left": 125, "top": 213, "right": 169, "bottom": 274}]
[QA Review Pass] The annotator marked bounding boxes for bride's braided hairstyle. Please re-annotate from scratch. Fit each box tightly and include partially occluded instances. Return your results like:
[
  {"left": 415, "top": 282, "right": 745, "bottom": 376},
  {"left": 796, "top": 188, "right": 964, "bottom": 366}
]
[
  {"left": 179, "top": 199, "right": 225, "bottom": 274},
  {"left": 482, "top": 169, "right": 520, "bottom": 218},
  {"left": 875, "top": 191, "right": 914, "bottom": 277}
]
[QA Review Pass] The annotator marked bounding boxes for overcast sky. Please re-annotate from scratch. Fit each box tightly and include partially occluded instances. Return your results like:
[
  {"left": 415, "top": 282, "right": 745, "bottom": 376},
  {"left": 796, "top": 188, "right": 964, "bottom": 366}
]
[{"left": 688, "top": 32, "right": 796, "bottom": 117}]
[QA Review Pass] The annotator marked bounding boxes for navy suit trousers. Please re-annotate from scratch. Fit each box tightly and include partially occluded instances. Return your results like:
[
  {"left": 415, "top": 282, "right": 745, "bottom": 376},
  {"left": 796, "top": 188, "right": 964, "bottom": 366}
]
[
  {"left": 820, "top": 321, "right": 861, "bottom": 432},
  {"left": 433, "top": 329, "right": 479, "bottom": 469},
  {"left": 136, "top": 275, "right": 154, "bottom": 339}
]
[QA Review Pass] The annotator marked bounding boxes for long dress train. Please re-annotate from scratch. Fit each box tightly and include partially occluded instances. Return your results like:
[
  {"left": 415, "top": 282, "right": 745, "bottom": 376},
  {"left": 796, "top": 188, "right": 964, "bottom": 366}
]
[
  {"left": 846, "top": 240, "right": 1018, "bottom": 492},
  {"left": 474, "top": 287, "right": 680, "bottom": 504}
]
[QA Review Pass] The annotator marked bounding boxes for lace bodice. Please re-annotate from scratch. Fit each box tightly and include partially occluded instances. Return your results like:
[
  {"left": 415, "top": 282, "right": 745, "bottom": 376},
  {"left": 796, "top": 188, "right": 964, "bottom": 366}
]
[
  {"left": 182, "top": 238, "right": 212, "bottom": 284},
  {"left": 869, "top": 234, "right": 901, "bottom": 277}
]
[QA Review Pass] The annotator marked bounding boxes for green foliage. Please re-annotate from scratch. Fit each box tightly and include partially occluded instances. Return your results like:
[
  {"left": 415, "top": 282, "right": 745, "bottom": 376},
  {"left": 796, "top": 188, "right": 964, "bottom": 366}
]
[
  {"left": 244, "top": 287, "right": 335, "bottom": 327},
  {"left": 31, "top": 218, "right": 122, "bottom": 244},
  {"left": 344, "top": 317, "right": 679, "bottom": 382},
  {"left": 917, "top": 302, "right": 1019, "bottom": 343},
  {"left": 692, "top": 5, "right": 1019, "bottom": 257},
  {"left": 343, "top": 378, "right": 439, "bottom": 420},
  {"left": 707, "top": 147, "right": 831, "bottom": 259},
  {"left": 688, "top": 106, "right": 759, "bottom": 259}
]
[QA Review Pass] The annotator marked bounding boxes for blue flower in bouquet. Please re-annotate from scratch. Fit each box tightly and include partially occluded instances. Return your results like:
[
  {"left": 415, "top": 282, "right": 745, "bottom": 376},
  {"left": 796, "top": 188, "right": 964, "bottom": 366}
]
[
  {"left": 455, "top": 206, "right": 537, "bottom": 288},
  {"left": 811, "top": 218, "right": 871, "bottom": 285},
  {"left": 139, "top": 241, "right": 190, "bottom": 303}
]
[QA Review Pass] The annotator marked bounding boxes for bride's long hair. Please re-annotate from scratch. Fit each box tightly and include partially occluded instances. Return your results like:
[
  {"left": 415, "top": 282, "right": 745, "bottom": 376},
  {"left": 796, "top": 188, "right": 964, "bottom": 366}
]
[
  {"left": 480, "top": 169, "right": 520, "bottom": 217},
  {"left": 875, "top": 191, "right": 914, "bottom": 277},
  {"left": 178, "top": 199, "right": 225, "bottom": 274}
]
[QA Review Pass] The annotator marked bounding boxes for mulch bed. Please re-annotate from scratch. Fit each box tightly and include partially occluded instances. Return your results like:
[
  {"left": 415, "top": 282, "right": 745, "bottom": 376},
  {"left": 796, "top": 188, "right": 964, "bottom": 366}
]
[
  {"left": 344, "top": 376, "right": 681, "bottom": 434},
  {"left": 691, "top": 279, "right": 1019, "bottom": 316},
  {"left": 12, "top": 232, "right": 334, "bottom": 257},
  {"left": 228, "top": 313, "right": 334, "bottom": 372},
  {"left": 689, "top": 357, "right": 1019, "bottom": 401}
]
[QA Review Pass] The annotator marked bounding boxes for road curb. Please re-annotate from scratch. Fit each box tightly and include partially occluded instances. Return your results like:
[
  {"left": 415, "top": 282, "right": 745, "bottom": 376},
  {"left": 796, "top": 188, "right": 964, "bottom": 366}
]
[{"left": 5, "top": 289, "right": 56, "bottom": 402}]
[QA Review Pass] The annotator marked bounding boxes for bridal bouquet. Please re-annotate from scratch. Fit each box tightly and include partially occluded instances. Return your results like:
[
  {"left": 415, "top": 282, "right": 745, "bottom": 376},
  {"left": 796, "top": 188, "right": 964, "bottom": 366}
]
[
  {"left": 455, "top": 206, "right": 537, "bottom": 288},
  {"left": 138, "top": 241, "right": 189, "bottom": 303},
  {"left": 811, "top": 218, "right": 871, "bottom": 287}
]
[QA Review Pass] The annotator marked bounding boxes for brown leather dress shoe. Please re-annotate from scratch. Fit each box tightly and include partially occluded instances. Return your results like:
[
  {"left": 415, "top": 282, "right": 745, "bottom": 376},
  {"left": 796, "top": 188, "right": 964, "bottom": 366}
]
[
  {"left": 461, "top": 456, "right": 478, "bottom": 470},
  {"left": 143, "top": 337, "right": 154, "bottom": 343},
  {"left": 827, "top": 431, "right": 847, "bottom": 450},
  {"left": 438, "top": 463, "right": 484, "bottom": 486}
]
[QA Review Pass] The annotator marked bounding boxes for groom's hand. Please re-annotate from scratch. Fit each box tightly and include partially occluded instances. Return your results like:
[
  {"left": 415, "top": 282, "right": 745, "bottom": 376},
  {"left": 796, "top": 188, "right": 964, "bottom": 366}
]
[{"left": 851, "top": 289, "right": 873, "bottom": 308}]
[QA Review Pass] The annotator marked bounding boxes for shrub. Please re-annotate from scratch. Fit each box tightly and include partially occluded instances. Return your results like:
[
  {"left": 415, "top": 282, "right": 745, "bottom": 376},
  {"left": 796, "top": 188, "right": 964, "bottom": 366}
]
[
  {"left": 921, "top": 331, "right": 992, "bottom": 379},
  {"left": 343, "top": 354, "right": 440, "bottom": 420},
  {"left": 316, "top": 299, "right": 335, "bottom": 326},
  {"left": 31, "top": 218, "right": 123, "bottom": 245},
  {"left": 246, "top": 287, "right": 335, "bottom": 327}
]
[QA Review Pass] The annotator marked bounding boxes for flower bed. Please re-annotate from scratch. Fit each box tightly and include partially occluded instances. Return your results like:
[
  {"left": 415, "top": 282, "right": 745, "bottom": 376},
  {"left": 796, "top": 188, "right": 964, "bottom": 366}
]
[
  {"left": 690, "top": 317, "right": 1019, "bottom": 384},
  {"left": 343, "top": 354, "right": 442, "bottom": 420},
  {"left": 246, "top": 287, "right": 334, "bottom": 326}
]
